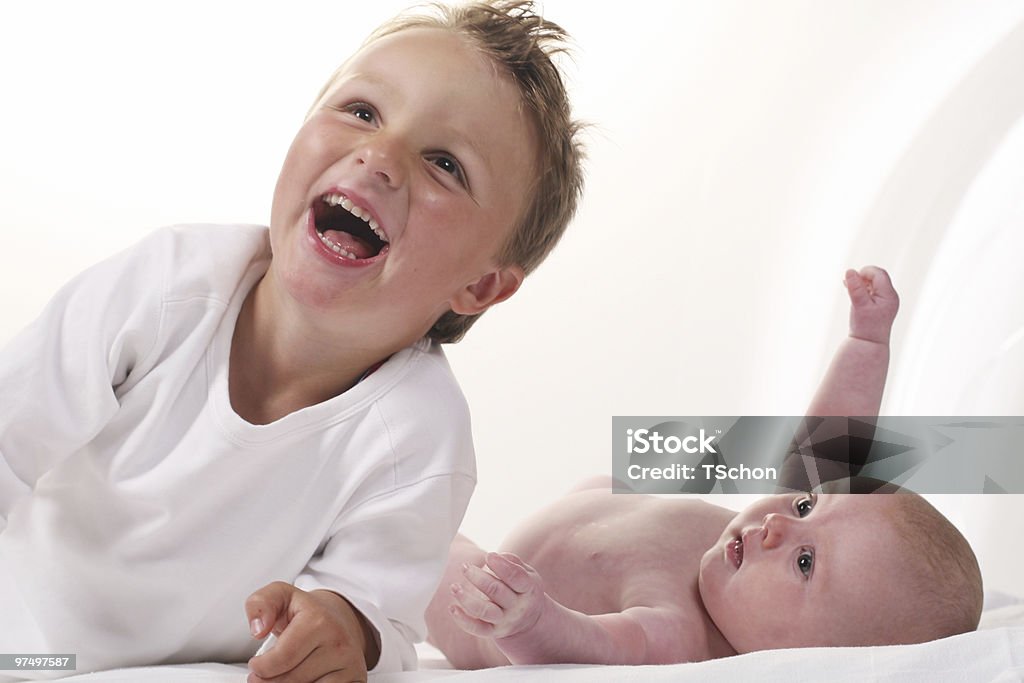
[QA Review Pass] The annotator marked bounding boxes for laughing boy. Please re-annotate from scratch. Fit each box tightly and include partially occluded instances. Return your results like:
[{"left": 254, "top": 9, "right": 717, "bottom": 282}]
[{"left": 0, "top": 2, "right": 584, "bottom": 681}]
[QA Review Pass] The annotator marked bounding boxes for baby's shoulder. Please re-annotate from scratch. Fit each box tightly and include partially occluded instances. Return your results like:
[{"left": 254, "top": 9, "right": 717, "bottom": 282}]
[{"left": 617, "top": 495, "right": 732, "bottom": 530}]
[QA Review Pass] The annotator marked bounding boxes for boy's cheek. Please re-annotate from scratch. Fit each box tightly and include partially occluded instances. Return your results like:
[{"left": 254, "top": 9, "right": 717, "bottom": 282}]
[{"left": 282, "top": 120, "right": 344, "bottom": 174}]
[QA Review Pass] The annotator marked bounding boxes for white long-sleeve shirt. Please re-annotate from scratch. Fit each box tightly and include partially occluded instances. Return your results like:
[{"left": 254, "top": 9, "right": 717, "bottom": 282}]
[{"left": 0, "top": 224, "right": 476, "bottom": 678}]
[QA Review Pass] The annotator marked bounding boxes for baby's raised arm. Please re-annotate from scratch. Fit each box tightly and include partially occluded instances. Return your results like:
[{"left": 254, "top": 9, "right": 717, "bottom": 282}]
[
  {"left": 777, "top": 267, "right": 899, "bottom": 490},
  {"left": 805, "top": 266, "right": 899, "bottom": 416}
]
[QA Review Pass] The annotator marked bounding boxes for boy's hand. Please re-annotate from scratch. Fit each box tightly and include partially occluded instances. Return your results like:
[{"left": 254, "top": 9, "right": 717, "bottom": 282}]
[
  {"left": 845, "top": 266, "right": 899, "bottom": 344},
  {"left": 245, "top": 582, "right": 379, "bottom": 683},
  {"left": 448, "top": 552, "right": 547, "bottom": 640}
]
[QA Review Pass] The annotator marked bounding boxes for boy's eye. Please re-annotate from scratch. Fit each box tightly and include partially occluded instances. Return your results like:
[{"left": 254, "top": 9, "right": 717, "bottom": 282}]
[
  {"left": 797, "top": 550, "right": 814, "bottom": 578},
  {"left": 433, "top": 156, "right": 457, "bottom": 174},
  {"left": 343, "top": 103, "right": 376, "bottom": 124},
  {"left": 428, "top": 154, "right": 467, "bottom": 186},
  {"left": 795, "top": 495, "right": 814, "bottom": 518}
]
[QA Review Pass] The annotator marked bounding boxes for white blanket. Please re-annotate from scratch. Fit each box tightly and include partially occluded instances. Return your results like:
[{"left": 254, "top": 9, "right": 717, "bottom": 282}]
[{"left": 43, "top": 602, "right": 1024, "bottom": 683}]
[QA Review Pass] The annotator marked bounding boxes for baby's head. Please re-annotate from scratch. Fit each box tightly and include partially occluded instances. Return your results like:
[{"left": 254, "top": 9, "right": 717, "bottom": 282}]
[
  {"left": 269, "top": 1, "right": 584, "bottom": 346},
  {"left": 698, "top": 491, "right": 982, "bottom": 653}
]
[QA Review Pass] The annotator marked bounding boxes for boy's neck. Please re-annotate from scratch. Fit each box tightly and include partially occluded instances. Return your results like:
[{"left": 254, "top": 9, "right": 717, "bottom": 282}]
[{"left": 227, "top": 276, "right": 408, "bottom": 425}]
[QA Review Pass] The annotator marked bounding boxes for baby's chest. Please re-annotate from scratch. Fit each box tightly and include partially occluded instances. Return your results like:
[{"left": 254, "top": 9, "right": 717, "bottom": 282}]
[{"left": 537, "top": 521, "right": 708, "bottom": 614}]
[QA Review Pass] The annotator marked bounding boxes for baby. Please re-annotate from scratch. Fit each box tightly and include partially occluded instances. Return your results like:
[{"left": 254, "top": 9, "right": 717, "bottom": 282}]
[
  {"left": 0, "top": 2, "right": 582, "bottom": 681},
  {"left": 426, "top": 267, "right": 984, "bottom": 667}
]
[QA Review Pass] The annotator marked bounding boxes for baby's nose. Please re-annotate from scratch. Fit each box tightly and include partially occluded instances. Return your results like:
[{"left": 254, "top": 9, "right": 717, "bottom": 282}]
[{"left": 761, "top": 513, "right": 788, "bottom": 548}]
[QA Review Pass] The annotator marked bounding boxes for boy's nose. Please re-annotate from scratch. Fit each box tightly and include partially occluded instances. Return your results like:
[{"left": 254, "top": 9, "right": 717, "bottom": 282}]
[{"left": 356, "top": 135, "right": 407, "bottom": 188}]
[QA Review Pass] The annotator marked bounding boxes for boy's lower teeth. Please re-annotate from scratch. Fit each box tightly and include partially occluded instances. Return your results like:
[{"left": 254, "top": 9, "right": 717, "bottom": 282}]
[{"left": 318, "top": 229, "right": 371, "bottom": 260}]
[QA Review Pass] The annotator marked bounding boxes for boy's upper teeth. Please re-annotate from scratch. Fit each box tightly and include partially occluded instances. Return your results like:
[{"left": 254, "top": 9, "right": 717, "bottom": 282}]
[{"left": 323, "top": 193, "right": 387, "bottom": 241}]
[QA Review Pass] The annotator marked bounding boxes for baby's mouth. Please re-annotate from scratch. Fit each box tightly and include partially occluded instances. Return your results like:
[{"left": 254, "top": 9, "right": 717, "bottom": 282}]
[
  {"left": 312, "top": 192, "right": 389, "bottom": 260},
  {"left": 729, "top": 538, "right": 744, "bottom": 569}
]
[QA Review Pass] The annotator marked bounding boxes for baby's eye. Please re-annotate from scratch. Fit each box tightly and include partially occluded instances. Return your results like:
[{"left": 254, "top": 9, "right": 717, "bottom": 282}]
[
  {"left": 795, "top": 495, "right": 814, "bottom": 518},
  {"left": 797, "top": 550, "right": 814, "bottom": 578},
  {"left": 428, "top": 154, "right": 467, "bottom": 186}
]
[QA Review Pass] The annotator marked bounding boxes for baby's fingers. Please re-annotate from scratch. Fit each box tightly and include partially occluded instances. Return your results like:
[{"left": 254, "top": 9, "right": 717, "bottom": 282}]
[
  {"left": 448, "top": 603, "right": 497, "bottom": 638},
  {"left": 844, "top": 269, "right": 872, "bottom": 306},
  {"left": 845, "top": 266, "right": 898, "bottom": 305},
  {"left": 462, "top": 563, "right": 519, "bottom": 609},
  {"left": 450, "top": 581, "right": 503, "bottom": 624},
  {"left": 485, "top": 552, "right": 539, "bottom": 595},
  {"left": 858, "top": 266, "right": 898, "bottom": 300}
]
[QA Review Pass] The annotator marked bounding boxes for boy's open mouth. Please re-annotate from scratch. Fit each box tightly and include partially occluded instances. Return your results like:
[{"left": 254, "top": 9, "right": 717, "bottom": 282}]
[{"left": 312, "top": 192, "right": 389, "bottom": 260}]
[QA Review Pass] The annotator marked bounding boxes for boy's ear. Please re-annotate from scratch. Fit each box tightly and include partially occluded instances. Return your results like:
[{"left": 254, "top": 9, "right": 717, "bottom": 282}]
[{"left": 450, "top": 264, "right": 525, "bottom": 316}]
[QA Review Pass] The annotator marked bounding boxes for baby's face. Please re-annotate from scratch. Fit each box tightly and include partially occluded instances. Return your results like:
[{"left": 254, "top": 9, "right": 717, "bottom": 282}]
[
  {"left": 267, "top": 27, "right": 535, "bottom": 344},
  {"left": 698, "top": 493, "right": 916, "bottom": 652}
]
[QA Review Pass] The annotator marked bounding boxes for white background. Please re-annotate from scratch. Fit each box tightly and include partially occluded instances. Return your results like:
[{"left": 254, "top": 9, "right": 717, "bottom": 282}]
[{"left": 2, "top": 1, "right": 1024, "bottom": 596}]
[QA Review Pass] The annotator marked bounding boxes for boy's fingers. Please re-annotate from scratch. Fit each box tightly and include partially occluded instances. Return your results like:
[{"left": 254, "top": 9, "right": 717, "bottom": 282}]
[
  {"left": 245, "top": 581, "right": 294, "bottom": 639},
  {"left": 485, "top": 552, "right": 536, "bottom": 594},
  {"left": 251, "top": 635, "right": 362, "bottom": 683},
  {"left": 248, "top": 612, "right": 319, "bottom": 679}
]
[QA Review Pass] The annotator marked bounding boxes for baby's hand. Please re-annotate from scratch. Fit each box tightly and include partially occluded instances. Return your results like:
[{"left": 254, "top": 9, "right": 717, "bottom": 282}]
[
  {"left": 448, "top": 552, "right": 547, "bottom": 641},
  {"left": 845, "top": 266, "right": 899, "bottom": 344}
]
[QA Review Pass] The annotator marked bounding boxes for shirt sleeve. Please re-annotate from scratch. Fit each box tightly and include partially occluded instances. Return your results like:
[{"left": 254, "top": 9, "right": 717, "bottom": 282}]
[
  {"left": 0, "top": 233, "right": 164, "bottom": 520},
  {"left": 294, "top": 471, "right": 475, "bottom": 673}
]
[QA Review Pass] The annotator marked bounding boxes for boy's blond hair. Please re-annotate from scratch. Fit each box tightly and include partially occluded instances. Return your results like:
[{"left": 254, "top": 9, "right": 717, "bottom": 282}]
[{"left": 311, "top": 1, "right": 585, "bottom": 343}]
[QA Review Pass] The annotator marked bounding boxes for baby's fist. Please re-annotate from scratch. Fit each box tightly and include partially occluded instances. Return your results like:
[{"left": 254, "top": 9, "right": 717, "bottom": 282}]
[
  {"left": 449, "top": 552, "right": 547, "bottom": 641},
  {"left": 845, "top": 266, "right": 899, "bottom": 344}
]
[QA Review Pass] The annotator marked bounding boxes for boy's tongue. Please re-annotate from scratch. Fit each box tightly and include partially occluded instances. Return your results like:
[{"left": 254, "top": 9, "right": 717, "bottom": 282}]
[{"left": 323, "top": 229, "right": 374, "bottom": 260}]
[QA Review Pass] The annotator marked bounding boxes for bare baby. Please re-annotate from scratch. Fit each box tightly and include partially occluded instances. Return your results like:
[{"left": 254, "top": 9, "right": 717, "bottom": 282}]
[{"left": 425, "top": 268, "right": 983, "bottom": 667}]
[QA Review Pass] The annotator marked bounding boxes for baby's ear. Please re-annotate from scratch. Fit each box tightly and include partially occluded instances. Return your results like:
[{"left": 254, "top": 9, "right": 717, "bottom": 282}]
[{"left": 450, "top": 264, "right": 524, "bottom": 316}]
